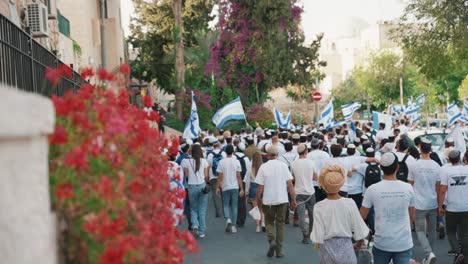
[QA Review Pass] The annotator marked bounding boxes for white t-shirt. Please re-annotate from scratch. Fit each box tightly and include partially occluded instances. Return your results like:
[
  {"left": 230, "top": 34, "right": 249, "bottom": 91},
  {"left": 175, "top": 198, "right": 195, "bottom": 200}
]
[
  {"left": 291, "top": 158, "right": 315, "bottom": 195},
  {"left": 362, "top": 180, "right": 415, "bottom": 252},
  {"left": 408, "top": 159, "right": 440, "bottom": 210},
  {"left": 217, "top": 157, "right": 241, "bottom": 191},
  {"left": 324, "top": 156, "right": 367, "bottom": 192},
  {"left": 376, "top": 130, "right": 389, "bottom": 143},
  {"left": 440, "top": 165, "right": 468, "bottom": 212},
  {"left": 278, "top": 152, "right": 298, "bottom": 170},
  {"left": 206, "top": 149, "right": 227, "bottom": 180},
  {"left": 307, "top": 150, "right": 330, "bottom": 186},
  {"left": 398, "top": 125, "right": 409, "bottom": 135},
  {"left": 181, "top": 158, "right": 209, "bottom": 185},
  {"left": 255, "top": 159, "right": 293, "bottom": 205},
  {"left": 310, "top": 198, "right": 369, "bottom": 244}
]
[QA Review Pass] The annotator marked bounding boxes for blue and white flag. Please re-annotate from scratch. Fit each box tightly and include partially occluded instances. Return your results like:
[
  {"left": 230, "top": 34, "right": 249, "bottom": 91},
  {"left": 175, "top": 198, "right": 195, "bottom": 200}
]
[
  {"left": 405, "top": 104, "right": 420, "bottom": 116},
  {"left": 390, "top": 104, "right": 403, "bottom": 115},
  {"left": 448, "top": 102, "right": 462, "bottom": 126},
  {"left": 319, "top": 99, "right": 334, "bottom": 127},
  {"left": 183, "top": 91, "right": 201, "bottom": 139},
  {"left": 212, "top": 97, "right": 247, "bottom": 128},
  {"left": 372, "top": 111, "right": 394, "bottom": 133},
  {"left": 412, "top": 112, "right": 422, "bottom": 124},
  {"left": 273, "top": 108, "right": 291, "bottom": 129},
  {"left": 341, "top": 102, "right": 362, "bottom": 120},
  {"left": 415, "top": 94, "right": 426, "bottom": 106}
]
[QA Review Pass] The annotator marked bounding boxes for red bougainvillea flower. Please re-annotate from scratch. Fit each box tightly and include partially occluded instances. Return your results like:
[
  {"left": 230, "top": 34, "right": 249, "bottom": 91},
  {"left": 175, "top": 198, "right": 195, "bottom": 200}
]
[
  {"left": 58, "top": 64, "right": 73, "bottom": 79},
  {"left": 118, "top": 63, "right": 131, "bottom": 76},
  {"left": 45, "top": 67, "right": 61, "bottom": 86},
  {"left": 80, "top": 67, "right": 94, "bottom": 79},
  {"left": 141, "top": 95, "right": 152, "bottom": 108},
  {"left": 49, "top": 124, "right": 68, "bottom": 145},
  {"left": 64, "top": 146, "right": 88, "bottom": 169},
  {"left": 97, "top": 68, "right": 116, "bottom": 81},
  {"left": 51, "top": 95, "right": 71, "bottom": 116},
  {"left": 55, "top": 183, "right": 74, "bottom": 199}
]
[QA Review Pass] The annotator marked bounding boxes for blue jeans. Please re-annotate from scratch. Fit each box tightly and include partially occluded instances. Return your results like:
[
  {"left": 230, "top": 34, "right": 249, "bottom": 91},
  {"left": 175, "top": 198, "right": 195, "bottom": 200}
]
[
  {"left": 222, "top": 189, "right": 239, "bottom": 224},
  {"left": 372, "top": 246, "right": 412, "bottom": 264},
  {"left": 188, "top": 184, "right": 209, "bottom": 235}
]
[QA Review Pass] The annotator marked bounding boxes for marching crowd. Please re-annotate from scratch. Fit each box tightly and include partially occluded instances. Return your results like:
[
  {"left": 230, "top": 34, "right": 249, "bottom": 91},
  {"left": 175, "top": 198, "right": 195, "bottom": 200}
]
[{"left": 168, "top": 120, "right": 468, "bottom": 264}]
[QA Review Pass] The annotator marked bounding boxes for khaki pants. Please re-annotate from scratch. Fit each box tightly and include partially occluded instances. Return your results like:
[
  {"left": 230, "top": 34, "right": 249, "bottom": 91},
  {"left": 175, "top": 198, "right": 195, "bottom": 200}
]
[{"left": 263, "top": 203, "right": 288, "bottom": 254}]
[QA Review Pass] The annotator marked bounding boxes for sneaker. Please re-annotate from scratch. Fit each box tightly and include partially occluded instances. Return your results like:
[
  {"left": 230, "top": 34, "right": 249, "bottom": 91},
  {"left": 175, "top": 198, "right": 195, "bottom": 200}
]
[
  {"left": 424, "top": 252, "right": 436, "bottom": 264},
  {"left": 267, "top": 241, "right": 277, "bottom": 258},
  {"left": 276, "top": 252, "right": 284, "bottom": 258},
  {"left": 448, "top": 250, "right": 458, "bottom": 256},
  {"left": 231, "top": 226, "right": 238, "bottom": 233},
  {"left": 256, "top": 225, "right": 261, "bottom": 233},
  {"left": 192, "top": 227, "right": 199, "bottom": 237},
  {"left": 302, "top": 236, "right": 310, "bottom": 244},
  {"left": 262, "top": 226, "right": 266, "bottom": 232},
  {"left": 225, "top": 219, "right": 232, "bottom": 233},
  {"left": 199, "top": 233, "right": 206, "bottom": 238}
]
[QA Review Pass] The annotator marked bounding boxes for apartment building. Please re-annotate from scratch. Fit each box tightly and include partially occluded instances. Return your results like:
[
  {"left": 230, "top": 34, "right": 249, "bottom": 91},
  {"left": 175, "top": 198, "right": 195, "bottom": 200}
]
[{"left": 1, "top": 0, "right": 126, "bottom": 70}]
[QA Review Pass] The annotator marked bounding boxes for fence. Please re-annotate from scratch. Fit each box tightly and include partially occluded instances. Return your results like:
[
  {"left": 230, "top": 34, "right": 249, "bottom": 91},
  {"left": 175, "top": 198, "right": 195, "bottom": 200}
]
[{"left": 0, "top": 12, "right": 83, "bottom": 97}]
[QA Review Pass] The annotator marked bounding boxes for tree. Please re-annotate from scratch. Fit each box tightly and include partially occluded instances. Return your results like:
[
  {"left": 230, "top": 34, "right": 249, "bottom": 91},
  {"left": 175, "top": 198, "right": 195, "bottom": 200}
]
[
  {"left": 393, "top": 0, "right": 467, "bottom": 102},
  {"left": 173, "top": 0, "right": 185, "bottom": 119},
  {"left": 333, "top": 51, "right": 435, "bottom": 112},
  {"left": 206, "top": 0, "right": 324, "bottom": 106},
  {"left": 129, "top": 0, "right": 216, "bottom": 118}
]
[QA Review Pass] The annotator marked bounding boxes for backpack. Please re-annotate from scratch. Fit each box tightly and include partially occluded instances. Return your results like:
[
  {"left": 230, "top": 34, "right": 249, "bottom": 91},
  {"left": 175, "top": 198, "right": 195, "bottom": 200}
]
[
  {"left": 430, "top": 152, "right": 443, "bottom": 167},
  {"left": 208, "top": 151, "right": 224, "bottom": 176},
  {"left": 234, "top": 153, "right": 248, "bottom": 180},
  {"left": 364, "top": 162, "right": 381, "bottom": 188},
  {"left": 396, "top": 154, "right": 410, "bottom": 182}
]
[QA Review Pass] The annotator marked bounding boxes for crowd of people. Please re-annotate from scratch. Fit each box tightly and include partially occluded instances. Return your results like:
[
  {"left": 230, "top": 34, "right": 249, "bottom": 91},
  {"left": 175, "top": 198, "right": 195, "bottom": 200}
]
[{"left": 167, "top": 120, "right": 468, "bottom": 264}]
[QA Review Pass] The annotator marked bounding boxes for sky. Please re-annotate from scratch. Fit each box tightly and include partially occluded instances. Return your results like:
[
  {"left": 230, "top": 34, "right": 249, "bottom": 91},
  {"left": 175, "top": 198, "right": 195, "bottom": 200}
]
[{"left": 120, "top": 0, "right": 405, "bottom": 41}]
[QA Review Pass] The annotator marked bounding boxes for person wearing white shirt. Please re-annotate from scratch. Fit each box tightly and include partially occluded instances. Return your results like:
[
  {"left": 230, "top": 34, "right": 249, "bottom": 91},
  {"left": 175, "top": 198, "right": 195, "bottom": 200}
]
[
  {"left": 324, "top": 144, "right": 375, "bottom": 197},
  {"left": 398, "top": 119, "right": 409, "bottom": 135},
  {"left": 360, "top": 152, "right": 416, "bottom": 264},
  {"left": 255, "top": 145, "right": 297, "bottom": 258},
  {"left": 375, "top": 123, "right": 389, "bottom": 144},
  {"left": 278, "top": 142, "right": 298, "bottom": 171},
  {"left": 307, "top": 138, "right": 330, "bottom": 202},
  {"left": 291, "top": 144, "right": 317, "bottom": 244},
  {"left": 438, "top": 150, "right": 468, "bottom": 258},
  {"left": 234, "top": 143, "right": 251, "bottom": 227},
  {"left": 216, "top": 145, "right": 244, "bottom": 234},
  {"left": 310, "top": 165, "right": 369, "bottom": 264},
  {"left": 408, "top": 139, "right": 440, "bottom": 264},
  {"left": 181, "top": 144, "right": 210, "bottom": 238},
  {"left": 206, "top": 141, "right": 226, "bottom": 217}
]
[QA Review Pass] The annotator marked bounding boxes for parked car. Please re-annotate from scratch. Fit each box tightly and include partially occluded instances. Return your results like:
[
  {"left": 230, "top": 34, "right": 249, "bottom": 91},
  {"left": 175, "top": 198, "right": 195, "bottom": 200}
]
[{"left": 407, "top": 129, "right": 449, "bottom": 151}]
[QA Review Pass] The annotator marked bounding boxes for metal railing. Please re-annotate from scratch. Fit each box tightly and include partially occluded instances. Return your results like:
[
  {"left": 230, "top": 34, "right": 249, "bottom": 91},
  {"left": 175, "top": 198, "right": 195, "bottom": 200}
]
[{"left": 0, "top": 12, "right": 83, "bottom": 96}]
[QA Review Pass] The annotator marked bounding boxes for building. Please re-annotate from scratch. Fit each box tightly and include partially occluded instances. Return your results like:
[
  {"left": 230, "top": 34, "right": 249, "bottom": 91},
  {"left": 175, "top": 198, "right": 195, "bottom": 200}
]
[
  {"left": 0, "top": 0, "right": 77, "bottom": 66},
  {"left": 318, "top": 21, "right": 400, "bottom": 95},
  {"left": 57, "top": 0, "right": 126, "bottom": 70},
  {"left": 1, "top": 0, "right": 126, "bottom": 70}
]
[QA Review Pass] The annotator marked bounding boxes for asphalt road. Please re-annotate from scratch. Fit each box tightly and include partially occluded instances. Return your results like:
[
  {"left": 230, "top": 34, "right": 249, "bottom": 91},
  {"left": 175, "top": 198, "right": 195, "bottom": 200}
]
[{"left": 184, "top": 195, "right": 454, "bottom": 264}]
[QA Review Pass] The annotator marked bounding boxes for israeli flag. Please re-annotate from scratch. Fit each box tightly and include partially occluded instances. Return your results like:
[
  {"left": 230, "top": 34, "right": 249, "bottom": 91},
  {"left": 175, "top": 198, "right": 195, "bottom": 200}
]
[
  {"left": 212, "top": 97, "right": 247, "bottom": 128},
  {"left": 412, "top": 112, "right": 422, "bottom": 124},
  {"left": 391, "top": 104, "right": 403, "bottom": 115},
  {"left": 372, "top": 111, "right": 394, "bottom": 133},
  {"left": 273, "top": 108, "right": 291, "bottom": 129},
  {"left": 183, "top": 91, "right": 201, "bottom": 139},
  {"left": 405, "top": 104, "right": 420, "bottom": 116},
  {"left": 448, "top": 102, "right": 463, "bottom": 126},
  {"left": 415, "top": 94, "right": 426, "bottom": 106},
  {"left": 445, "top": 123, "right": 466, "bottom": 153},
  {"left": 319, "top": 99, "right": 334, "bottom": 127},
  {"left": 341, "top": 102, "right": 362, "bottom": 120}
]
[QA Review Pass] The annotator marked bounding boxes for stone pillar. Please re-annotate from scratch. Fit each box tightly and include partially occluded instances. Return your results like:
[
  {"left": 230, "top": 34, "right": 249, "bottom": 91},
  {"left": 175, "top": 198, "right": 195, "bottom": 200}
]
[{"left": 0, "top": 85, "right": 57, "bottom": 264}]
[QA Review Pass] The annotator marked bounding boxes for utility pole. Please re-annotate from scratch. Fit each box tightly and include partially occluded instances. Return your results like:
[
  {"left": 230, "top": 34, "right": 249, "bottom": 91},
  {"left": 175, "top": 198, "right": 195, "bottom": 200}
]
[
  {"left": 100, "top": 0, "right": 107, "bottom": 68},
  {"left": 314, "top": 77, "right": 319, "bottom": 125},
  {"left": 399, "top": 77, "right": 404, "bottom": 106}
]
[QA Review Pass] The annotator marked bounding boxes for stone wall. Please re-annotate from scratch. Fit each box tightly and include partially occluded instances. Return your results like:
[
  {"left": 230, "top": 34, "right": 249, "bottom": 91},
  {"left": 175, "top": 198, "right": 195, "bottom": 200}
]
[{"left": 0, "top": 85, "right": 57, "bottom": 264}]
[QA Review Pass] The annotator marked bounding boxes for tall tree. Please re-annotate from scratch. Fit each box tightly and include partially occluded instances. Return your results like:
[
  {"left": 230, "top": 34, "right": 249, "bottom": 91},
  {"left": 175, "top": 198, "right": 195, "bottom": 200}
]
[
  {"left": 129, "top": 0, "right": 215, "bottom": 118},
  {"left": 206, "top": 0, "right": 324, "bottom": 106},
  {"left": 393, "top": 0, "right": 467, "bottom": 102}
]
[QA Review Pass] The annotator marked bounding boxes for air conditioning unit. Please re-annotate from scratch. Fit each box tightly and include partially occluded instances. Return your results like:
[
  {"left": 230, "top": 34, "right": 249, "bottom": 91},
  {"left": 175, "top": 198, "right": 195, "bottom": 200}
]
[
  {"left": 44, "top": 0, "right": 57, "bottom": 19},
  {"left": 27, "top": 3, "right": 49, "bottom": 38}
]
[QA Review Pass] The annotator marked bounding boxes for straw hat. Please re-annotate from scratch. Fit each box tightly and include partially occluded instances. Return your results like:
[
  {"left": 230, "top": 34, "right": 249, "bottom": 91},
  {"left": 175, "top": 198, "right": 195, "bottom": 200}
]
[{"left": 319, "top": 165, "right": 346, "bottom": 194}]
